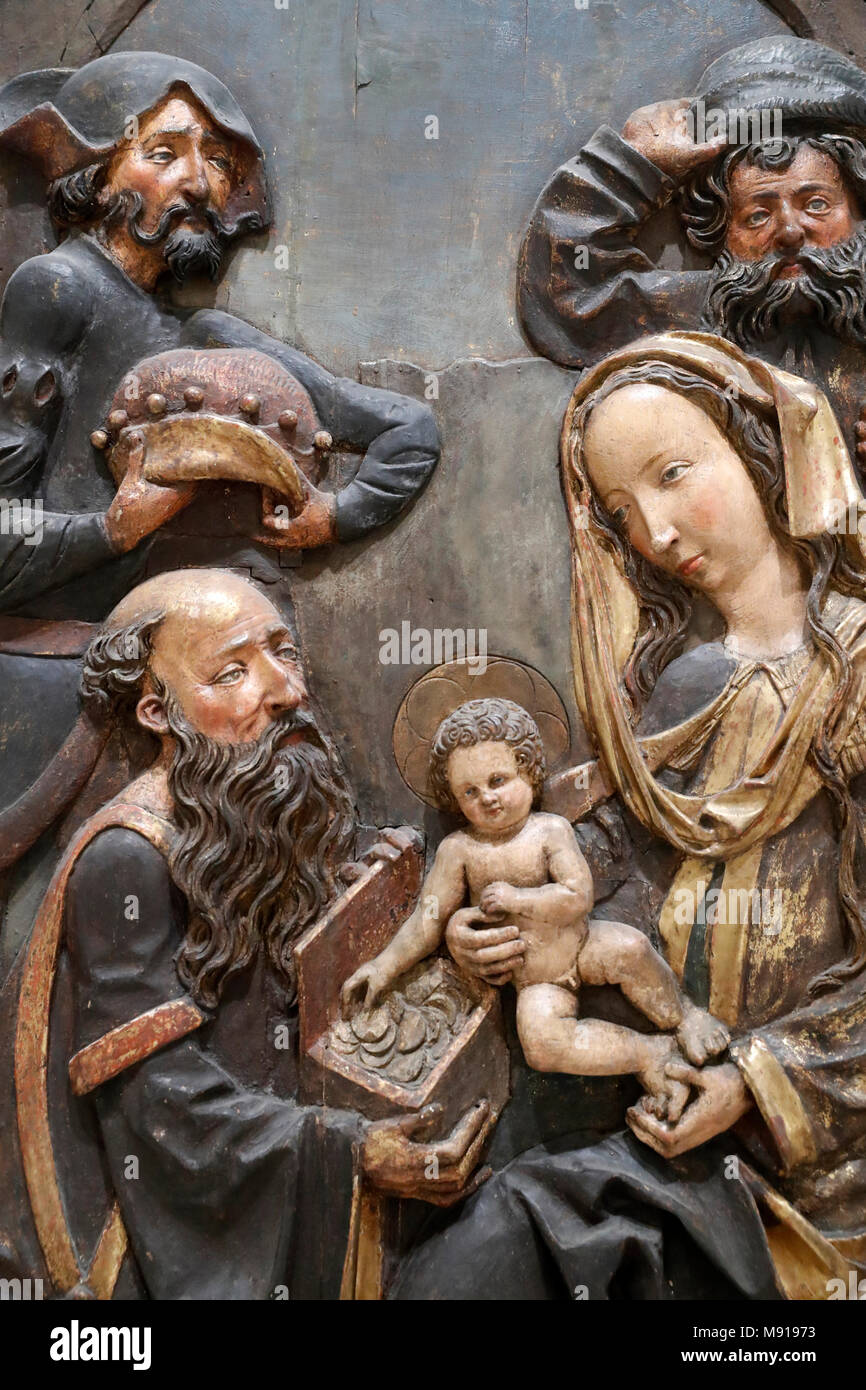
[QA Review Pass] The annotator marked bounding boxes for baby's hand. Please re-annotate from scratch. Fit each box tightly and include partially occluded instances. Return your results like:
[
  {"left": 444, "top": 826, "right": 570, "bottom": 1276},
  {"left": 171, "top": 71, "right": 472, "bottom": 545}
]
[
  {"left": 636, "top": 1036, "right": 691, "bottom": 1123},
  {"left": 479, "top": 881, "right": 519, "bottom": 918},
  {"left": 677, "top": 1003, "right": 730, "bottom": 1066},
  {"left": 447, "top": 905, "right": 500, "bottom": 932},
  {"left": 341, "top": 960, "right": 390, "bottom": 1016}
]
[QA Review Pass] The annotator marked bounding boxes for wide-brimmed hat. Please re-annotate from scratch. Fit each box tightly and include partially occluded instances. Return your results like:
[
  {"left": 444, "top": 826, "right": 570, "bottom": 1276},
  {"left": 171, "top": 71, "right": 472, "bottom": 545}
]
[
  {"left": 0, "top": 51, "right": 270, "bottom": 227},
  {"left": 693, "top": 36, "right": 866, "bottom": 136}
]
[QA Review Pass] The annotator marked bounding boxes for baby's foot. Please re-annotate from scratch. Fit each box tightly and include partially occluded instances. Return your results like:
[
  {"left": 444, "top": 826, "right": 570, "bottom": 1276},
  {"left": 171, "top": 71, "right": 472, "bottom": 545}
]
[
  {"left": 677, "top": 1004, "right": 730, "bottom": 1066},
  {"left": 631, "top": 1068, "right": 691, "bottom": 1124}
]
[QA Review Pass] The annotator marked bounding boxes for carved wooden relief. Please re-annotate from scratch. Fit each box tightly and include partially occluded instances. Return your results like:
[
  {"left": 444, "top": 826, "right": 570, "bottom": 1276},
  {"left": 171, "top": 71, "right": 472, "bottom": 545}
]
[{"left": 0, "top": 0, "right": 864, "bottom": 1336}]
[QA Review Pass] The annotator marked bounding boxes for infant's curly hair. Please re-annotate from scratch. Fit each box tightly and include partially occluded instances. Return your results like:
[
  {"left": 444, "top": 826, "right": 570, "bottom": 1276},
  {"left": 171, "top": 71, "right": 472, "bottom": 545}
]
[{"left": 428, "top": 697, "right": 546, "bottom": 814}]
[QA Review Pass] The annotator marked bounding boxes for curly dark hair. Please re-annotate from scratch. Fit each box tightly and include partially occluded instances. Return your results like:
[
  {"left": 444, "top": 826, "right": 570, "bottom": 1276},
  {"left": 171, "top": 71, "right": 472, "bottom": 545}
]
[
  {"left": 79, "top": 611, "right": 166, "bottom": 719},
  {"left": 575, "top": 360, "right": 866, "bottom": 997},
  {"left": 47, "top": 161, "right": 115, "bottom": 230},
  {"left": 680, "top": 132, "right": 866, "bottom": 257},
  {"left": 428, "top": 697, "right": 546, "bottom": 813}
]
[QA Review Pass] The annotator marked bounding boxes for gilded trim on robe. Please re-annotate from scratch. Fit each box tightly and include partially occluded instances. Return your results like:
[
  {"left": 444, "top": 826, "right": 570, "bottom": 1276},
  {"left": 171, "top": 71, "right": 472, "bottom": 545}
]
[{"left": 732, "top": 1036, "right": 818, "bottom": 1172}]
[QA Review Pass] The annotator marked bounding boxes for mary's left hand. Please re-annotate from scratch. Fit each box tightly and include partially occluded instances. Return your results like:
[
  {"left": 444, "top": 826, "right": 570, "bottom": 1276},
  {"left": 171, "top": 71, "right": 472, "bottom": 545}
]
[{"left": 626, "top": 1060, "right": 752, "bottom": 1158}]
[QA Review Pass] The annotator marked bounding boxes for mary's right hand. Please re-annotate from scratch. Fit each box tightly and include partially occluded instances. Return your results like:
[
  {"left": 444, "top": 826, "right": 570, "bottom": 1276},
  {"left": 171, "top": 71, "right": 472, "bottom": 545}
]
[{"left": 445, "top": 909, "right": 525, "bottom": 987}]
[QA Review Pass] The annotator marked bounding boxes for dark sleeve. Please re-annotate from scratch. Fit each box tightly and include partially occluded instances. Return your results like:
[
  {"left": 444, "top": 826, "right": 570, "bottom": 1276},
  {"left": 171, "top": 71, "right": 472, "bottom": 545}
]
[
  {"left": 0, "top": 253, "right": 93, "bottom": 354},
  {"left": 183, "top": 309, "right": 440, "bottom": 542},
  {"left": 0, "top": 256, "right": 121, "bottom": 608},
  {"left": 0, "top": 512, "right": 118, "bottom": 611},
  {"left": 576, "top": 801, "right": 635, "bottom": 904},
  {"left": 66, "top": 828, "right": 363, "bottom": 1299},
  {"left": 517, "top": 125, "right": 707, "bottom": 366}
]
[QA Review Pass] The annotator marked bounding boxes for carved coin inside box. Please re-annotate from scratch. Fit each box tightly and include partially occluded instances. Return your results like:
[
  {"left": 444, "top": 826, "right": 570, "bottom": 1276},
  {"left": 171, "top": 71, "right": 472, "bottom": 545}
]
[{"left": 294, "top": 836, "right": 510, "bottom": 1130}]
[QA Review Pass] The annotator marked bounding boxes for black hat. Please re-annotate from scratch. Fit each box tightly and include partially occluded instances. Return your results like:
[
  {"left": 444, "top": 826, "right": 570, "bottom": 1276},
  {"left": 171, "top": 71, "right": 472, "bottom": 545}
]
[
  {"left": 0, "top": 50, "right": 269, "bottom": 227},
  {"left": 693, "top": 36, "right": 866, "bottom": 136}
]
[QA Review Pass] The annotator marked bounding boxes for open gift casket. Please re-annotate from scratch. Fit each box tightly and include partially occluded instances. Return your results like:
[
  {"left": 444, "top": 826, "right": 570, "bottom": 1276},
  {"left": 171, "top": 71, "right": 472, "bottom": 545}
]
[
  {"left": 293, "top": 830, "right": 511, "bottom": 1299},
  {"left": 294, "top": 830, "right": 510, "bottom": 1131}
]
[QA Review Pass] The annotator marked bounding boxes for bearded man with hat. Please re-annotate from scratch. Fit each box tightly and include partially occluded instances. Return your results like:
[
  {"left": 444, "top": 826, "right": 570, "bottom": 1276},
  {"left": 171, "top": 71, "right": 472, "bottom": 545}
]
[
  {"left": 520, "top": 35, "right": 866, "bottom": 470},
  {"left": 0, "top": 52, "right": 439, "bottom": 969}
]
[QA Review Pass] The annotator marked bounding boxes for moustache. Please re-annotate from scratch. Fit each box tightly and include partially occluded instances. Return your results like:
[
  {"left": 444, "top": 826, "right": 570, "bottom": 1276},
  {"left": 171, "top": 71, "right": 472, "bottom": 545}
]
[
  {"left": 705, "top": 226, "right": 866, "bottom": 348},
  {"left": 125, "top": 193, "right": 261, "bottom": 247}
]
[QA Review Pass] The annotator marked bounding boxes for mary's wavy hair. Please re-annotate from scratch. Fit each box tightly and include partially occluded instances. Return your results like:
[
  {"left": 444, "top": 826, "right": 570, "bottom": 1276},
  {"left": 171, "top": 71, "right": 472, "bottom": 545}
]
[{"left": 574, "top": 361, "right": 866, "bottom": 997}]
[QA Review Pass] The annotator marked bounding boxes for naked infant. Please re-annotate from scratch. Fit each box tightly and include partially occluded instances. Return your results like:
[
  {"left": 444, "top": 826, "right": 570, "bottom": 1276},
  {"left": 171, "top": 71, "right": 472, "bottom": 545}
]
[{"left": 342, "top": 697, "right": 729, "bottom": 1117}]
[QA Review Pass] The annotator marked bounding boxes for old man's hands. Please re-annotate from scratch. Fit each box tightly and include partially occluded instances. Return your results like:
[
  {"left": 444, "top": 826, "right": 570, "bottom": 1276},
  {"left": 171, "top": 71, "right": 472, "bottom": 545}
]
[{"left": 362, "top": 1100, "right": 492, "bottom": 1205}]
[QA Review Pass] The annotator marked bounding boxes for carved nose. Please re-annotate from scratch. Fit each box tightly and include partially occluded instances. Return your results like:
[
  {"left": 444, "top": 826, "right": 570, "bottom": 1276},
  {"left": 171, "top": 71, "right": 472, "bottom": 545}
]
[
  {"left": 265, "top": 664, "right": 306, "bottom": 714},
  {"left": 649, "top": 524, "right": 678, "bottom": 555},
  {"left": 178, "top": 156, "right": 210, "bottom": 203},
  {"left": 776, "top": 220, "right": 805, "bottom": 250}
]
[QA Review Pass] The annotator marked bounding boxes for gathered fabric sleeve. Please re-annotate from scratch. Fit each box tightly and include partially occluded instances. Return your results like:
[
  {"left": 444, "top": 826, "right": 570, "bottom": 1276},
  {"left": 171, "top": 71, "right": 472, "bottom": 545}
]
[
  {"left": 183, "top": 308, "right": 440, "bottom": 543},
  {"left": 518, "top": 124, "right": 707, "bottom": 366},
  {"left": 0, "top": 255, "right": 124, "bottom": 609},
  {"left": 731, "top": 969, "right": 866, "bottom": 1177},
  {"left": 0, "top": 512, "right": 118, "bottom": 611}
]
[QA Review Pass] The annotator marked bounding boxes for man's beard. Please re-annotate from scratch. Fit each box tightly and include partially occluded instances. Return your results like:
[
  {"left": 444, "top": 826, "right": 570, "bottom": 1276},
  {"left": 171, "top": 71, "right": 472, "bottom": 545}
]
[
  {"left": 108, "top": 190, "right": 263, "bottom": 283},
  {"left": 704, "top": 225, "right": 866, "bottom": 349},
  {"left": 163, "top": 694, "right": 355, "bottom": 1008}
]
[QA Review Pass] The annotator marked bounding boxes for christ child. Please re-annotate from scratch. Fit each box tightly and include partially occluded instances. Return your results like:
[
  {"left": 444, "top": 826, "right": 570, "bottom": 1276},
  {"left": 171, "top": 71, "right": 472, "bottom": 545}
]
[{"left": 342, "top": 697, "right": 729, "bottom": 1116}]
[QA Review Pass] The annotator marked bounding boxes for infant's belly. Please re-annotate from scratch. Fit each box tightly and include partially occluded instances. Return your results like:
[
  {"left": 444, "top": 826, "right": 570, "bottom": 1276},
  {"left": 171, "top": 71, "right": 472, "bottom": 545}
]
[{"left": 510, "top": 917, "right": 585, "bottom": 990}]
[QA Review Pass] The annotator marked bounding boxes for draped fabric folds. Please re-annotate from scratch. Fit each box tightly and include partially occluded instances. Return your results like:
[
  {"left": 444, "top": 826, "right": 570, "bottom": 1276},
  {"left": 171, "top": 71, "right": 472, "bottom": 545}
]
[{"left": 561, "top": 331, "right": 866, "bottom": 864}]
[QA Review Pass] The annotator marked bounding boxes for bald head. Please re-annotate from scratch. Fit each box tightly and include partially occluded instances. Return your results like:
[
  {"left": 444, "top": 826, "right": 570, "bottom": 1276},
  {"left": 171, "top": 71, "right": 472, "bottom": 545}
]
[
  {"left": 92, "top": 568, "right": 307, "bottom": 745},
  {"left": 108, "top": 566, "right": 275, "bottom": 642}
]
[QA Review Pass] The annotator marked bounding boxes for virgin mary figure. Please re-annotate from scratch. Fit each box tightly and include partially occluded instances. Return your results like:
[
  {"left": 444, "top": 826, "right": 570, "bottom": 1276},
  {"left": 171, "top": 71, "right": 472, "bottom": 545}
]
[{"left": 393, "top": 331, "right": 866, "bottom": 1301}]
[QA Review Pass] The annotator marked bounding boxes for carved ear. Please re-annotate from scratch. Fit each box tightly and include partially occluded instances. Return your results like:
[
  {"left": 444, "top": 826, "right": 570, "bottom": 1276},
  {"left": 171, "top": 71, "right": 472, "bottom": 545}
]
[{"left": 136, "top": 692, "right": 170, "bottom": 736}]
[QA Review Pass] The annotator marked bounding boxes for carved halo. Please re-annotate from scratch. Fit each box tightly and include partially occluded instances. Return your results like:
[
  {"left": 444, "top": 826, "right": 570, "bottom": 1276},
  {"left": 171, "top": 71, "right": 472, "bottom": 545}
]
[{"left": 393, "top": 656, "right": 571, "bottom": 807}]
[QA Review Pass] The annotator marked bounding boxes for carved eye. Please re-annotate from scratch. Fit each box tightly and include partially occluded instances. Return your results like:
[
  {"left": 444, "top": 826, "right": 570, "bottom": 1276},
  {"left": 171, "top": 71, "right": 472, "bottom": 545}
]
[
  {"left": 2, "top": 366, "right": 17, "bottom": 395},
  {"left": 660, "top": 462, "right": 690, "bottom": 485},
  {"left": 212, "top": 664, "right": 245, "bottom": 686},
  {"left": 33, "top": 370, "right": 56, "bottom": 407}
]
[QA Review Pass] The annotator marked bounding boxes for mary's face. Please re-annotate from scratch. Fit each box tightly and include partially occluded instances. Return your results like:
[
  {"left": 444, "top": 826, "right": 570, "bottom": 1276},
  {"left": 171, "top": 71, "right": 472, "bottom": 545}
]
[{"left": 582, "top": 383, "right": 777, "bottom": 600}]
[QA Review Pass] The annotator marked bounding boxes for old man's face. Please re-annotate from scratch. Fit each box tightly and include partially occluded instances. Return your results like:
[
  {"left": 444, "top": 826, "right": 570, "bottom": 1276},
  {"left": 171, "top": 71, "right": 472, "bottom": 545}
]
[
  {"left": 109, "top": 570, "right": 354, "bottom": 1006},
  {"left": 725, "top": 145, "right": 861, "bottom": 265},
  {"left": 147, "top": 579, "right": 308, "bottom": 743},
  {"left": 707, "top": 144, "right": 866, "bottom": 348}
]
